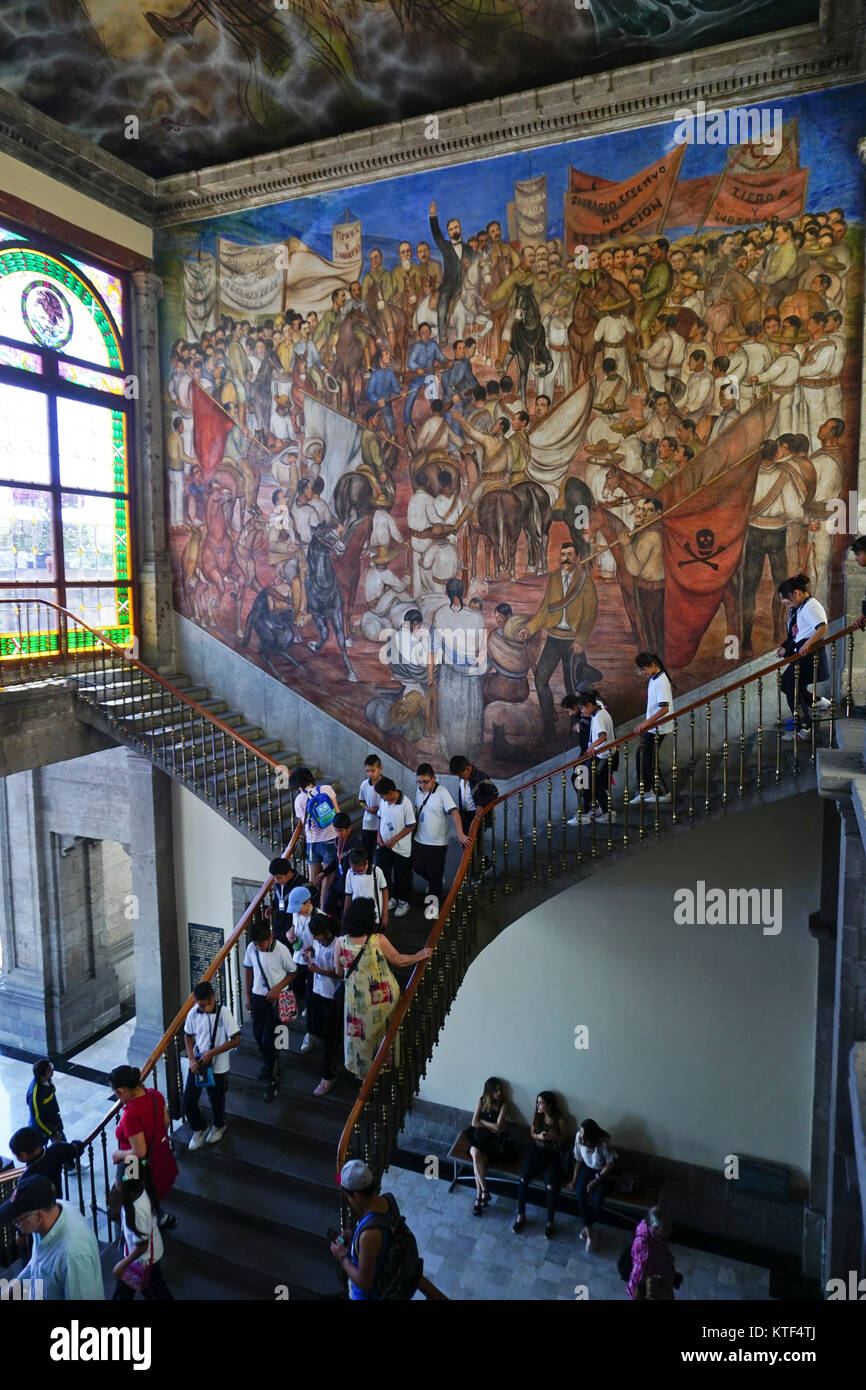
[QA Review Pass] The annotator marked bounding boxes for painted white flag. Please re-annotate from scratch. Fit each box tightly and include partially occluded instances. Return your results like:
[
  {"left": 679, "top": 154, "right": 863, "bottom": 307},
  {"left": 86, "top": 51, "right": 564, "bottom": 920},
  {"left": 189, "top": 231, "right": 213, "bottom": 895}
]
[
  {"left": 284, "top": 236, "right": 362, "bottom": 317},
  {"left": 218, "top": 238, "right": 285, "bottom": 318},
  {"left": 183, "top": 254, "right": 217, "bottom": 344}
]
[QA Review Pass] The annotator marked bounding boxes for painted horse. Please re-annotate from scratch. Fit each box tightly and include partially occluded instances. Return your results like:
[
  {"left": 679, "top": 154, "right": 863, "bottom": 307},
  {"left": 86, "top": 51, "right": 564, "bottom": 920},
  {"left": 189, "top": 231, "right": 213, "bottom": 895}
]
[{"left": 305, "top": 522, "right": 359, "bottom": 682}]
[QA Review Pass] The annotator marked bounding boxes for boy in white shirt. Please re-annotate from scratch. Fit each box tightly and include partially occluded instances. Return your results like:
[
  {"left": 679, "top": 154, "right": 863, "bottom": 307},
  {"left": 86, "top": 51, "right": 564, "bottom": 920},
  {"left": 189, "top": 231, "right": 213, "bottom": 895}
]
[
  {"left": 358, "top": 753, "right": 383, "bottom": 860},
  {"left": 374, "top": 776, "right": 416, "bottom": 918},
  {"left": 183, "top": 981, "right": 241, "bottom": 1149},
  {"left": 343, "top": 848, "right": 389, "bottom": 926},
  {"left": 286, "top": 885, "right": 317, "bottom": 1053},
  {"left": 302, "top": 913, "right": 341, "bottom": 1097},
  {"left": 776, "top": 573, "right": 828, "bottom": 739},
  {"left": 571, "top": 691, "right": 617, "bottom": 823},
  {"left": 243, "top": 919, "right": 296, "bottom": 1100},
  {"left": 412, "top": 762, "right": 469, "bottom": 907}
]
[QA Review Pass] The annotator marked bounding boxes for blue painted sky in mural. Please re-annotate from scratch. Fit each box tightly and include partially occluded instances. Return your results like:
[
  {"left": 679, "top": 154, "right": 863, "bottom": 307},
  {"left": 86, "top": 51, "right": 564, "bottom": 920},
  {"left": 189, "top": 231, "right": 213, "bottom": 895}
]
[{"left": 159, "top": 83, "right": 865, "bottom": 264}]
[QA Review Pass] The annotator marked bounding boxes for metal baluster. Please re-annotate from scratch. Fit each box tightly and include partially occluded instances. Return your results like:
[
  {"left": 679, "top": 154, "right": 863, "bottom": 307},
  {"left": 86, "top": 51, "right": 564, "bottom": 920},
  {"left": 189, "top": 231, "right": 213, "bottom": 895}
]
[
  {"left": 721, "top": 692, "right": 729, "bottom": 809},
  {"left": 809, "top": 651, "right": 819, "bottom": 766},
  {"left": 701, "top": 702, "right": 711, "bottom": 816},
  {"left": 531, "top": 784, "right": 538, "bottom": 882},
  {"left": 242, "top": 749, "right": 251, "bottom": 829},
  {"left": 560, "top": 770, "right": 568, "bottom": 872},
  {"left": 621, "top": 741, "right": 630, "bottom": 851},
  {"left": 829, "top": 639, "right": 838, "bottom": 744},
  {"left": 88, "top": 1143, "right": 99, "bottom": 1238},
  {"left": 738, "top": 683, "right": 746, "bottom": 797},
  {"left": 518, "top": 791, "right": 525, "bottom": 888},
  {"left": 589, "top": 759, "right": 598, "bottom": 859},
  {"left": 503, "top": 797, "right": 511, "bottom": 895},
  {"left": 775, "top": 670, "right": 783, "bottom": 784},
  {"left": 756, "top": 676, "right": 764, "bottom": 791},
  {"left": 792, "top": 659, "right": 801, "bottom": 776},
  {"left": 845, "top": 630, "right": 854, "bottom": 716},
  {"left": 219, "top": 731, "right": 228, "bottom": 808},
  {"left": 652, "top": 732, "right": 661, "bottom": 835},
  {"left": 546, "top": 777, "right": 553, "bottom": 878},
  {"left": 688, "top": 709, "right": 696, "bottom": 823},
  {"left": 100, "top": 1130, "right": 111, "bottom": 1242},
  {"left": 231, "top": 737, "right": 241, "bottom": 824},
  {"left": 671, "top": 719, "right": 679, "bottom": 827}
]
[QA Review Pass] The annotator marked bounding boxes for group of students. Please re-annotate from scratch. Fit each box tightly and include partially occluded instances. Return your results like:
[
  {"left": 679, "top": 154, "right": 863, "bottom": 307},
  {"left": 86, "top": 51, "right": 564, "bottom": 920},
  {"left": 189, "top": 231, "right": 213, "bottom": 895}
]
[
  {"left": 565, "top": 574, "right": 833, "bottom": 821},
  {"left": 465, "top": 1079, "right": 682, "bottom": 1298}
]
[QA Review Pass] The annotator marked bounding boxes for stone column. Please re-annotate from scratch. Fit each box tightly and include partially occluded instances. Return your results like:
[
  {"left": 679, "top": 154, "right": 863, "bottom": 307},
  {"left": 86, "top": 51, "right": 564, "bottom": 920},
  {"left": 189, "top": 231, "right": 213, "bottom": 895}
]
[
  {"left": 130, "top": 270, "right": 175, "bottom": 673},
  {"left": 127, "top": 752, "right": 182, "bottom": 1066},
  {"left": 0, "top": 770, "right": 58, "bottom": 1053}
]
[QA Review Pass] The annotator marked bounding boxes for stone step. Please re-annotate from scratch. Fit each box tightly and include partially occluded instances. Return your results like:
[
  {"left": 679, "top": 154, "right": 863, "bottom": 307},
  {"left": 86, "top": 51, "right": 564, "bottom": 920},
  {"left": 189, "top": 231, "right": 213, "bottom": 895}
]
[{"left": 169, "top": 1147, "right": 341, "bottom": 1249}]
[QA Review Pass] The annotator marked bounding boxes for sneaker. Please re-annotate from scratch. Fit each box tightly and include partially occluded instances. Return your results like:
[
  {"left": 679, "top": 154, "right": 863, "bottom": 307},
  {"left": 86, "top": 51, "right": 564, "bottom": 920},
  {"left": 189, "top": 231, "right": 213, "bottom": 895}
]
[
  {"left": 188, "top": 1129, "right": 207, "bottom": 1151},
  {"left": 577, "top": 1227, "right": 588, "bottom": 1242},
  {"left": 628, "top": 792, "right": 646, "bottom": 805},
  {"left": 300, "top": 1032, "right": 317, "bottom": 1053},
  {"left": 313, "top": 1078, "right": 335, "bottom": 1096},
  {"left": 205, "top": 1125, "right": 226, "bottom": 1145},
  {"left": 393, "top": 899, "right": 410, "bottom": 918},
  {"left": 264, "top": 1081, "right": 279, "bottom": 1104},
  {"left": 566, "top": 814, "right": 581, "bottom": 826},
  {"left": 652, "top": 792, "right": 672, "bottom": 804},
  {"left": 813, "top": 696, "right": 831, "bottom": 711},
  {"left": 796, "top": 728, "right": 811, "bottom": 741}
]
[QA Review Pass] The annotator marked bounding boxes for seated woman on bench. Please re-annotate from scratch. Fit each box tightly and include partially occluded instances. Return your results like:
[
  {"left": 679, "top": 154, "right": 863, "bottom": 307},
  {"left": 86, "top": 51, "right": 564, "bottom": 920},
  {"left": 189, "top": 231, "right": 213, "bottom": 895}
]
[
  {"left": 513, "top": 1091, "right": 566, "bottom": 1240},
  {"left": 565, "top": 1117, "right": 617, "bottom": 1253},
  {"left": 466, "top": 1077, "right": 512, "bottom": 1216}
]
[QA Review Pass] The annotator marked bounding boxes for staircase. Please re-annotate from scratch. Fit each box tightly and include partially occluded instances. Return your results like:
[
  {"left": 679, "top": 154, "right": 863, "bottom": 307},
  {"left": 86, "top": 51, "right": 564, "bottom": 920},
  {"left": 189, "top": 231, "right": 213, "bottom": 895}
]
[
  {"left": 0, "top": 600, "right": 861, "bottom": 1298},
  {"left": 71, "top": 664, "right": 358, "bottom": 855}
]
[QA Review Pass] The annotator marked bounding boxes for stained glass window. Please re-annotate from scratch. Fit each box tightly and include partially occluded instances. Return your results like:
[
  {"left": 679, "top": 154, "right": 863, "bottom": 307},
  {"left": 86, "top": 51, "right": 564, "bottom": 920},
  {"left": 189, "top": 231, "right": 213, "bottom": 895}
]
[{"left": 0, "top": 225, "right": 134, "bottom": 660}]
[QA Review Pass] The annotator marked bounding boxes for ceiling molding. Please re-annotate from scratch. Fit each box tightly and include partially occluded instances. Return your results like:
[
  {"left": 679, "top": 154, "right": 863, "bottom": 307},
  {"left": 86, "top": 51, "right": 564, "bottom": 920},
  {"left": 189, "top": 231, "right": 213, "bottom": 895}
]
[{"left": 0, "top": 0, "right": 863, "bottom": 233}]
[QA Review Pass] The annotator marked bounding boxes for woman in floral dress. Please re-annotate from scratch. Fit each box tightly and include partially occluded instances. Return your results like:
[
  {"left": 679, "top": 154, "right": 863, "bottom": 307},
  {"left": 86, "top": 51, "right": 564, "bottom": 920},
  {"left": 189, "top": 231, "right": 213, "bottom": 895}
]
[{"left": 335, "top": 899, "right": 432, "bottom": 1080}]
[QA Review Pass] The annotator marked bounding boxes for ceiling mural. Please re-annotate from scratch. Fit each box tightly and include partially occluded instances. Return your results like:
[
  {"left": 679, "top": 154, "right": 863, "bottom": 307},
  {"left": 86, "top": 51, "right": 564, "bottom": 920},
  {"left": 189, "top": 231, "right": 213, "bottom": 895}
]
[{"left": 0, "top": 0, "right": 820, "bottom": 177}]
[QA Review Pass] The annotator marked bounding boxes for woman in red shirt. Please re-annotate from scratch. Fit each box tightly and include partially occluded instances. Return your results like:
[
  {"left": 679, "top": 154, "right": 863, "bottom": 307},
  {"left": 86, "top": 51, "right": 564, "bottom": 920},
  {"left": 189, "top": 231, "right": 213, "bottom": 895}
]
[{"left": 109, "top": 1065, "right": 178, "bottom": 1228}]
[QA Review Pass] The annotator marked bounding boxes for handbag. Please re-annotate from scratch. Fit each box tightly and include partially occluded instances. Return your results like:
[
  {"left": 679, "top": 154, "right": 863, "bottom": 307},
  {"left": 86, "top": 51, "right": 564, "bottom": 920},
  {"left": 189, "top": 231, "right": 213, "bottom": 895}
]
[
  {"left": 254, "top": 945, "right": 298, "bottom": 1022},
  {"left": 334, "top": 933, "right": 370, "bottom": 1009},
  {"left": 120, "top": 1227, "right": 154, "bottom": 1292},
  {"left": 194, "top": 1005, "right": 221, "bottom": 1088}
]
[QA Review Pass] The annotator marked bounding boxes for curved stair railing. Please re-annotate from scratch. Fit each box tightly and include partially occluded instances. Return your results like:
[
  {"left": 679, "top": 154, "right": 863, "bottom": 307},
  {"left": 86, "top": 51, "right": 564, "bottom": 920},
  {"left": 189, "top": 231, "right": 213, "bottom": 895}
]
[
  {"left": 0, "top": 599, "right": 860, "bottom": 1295},
  {"left": 0, "top": 598, "right": 299, "bottom": 852},
  {"left": 335, "top": 620, "right": 862, "bottom": 1189}
]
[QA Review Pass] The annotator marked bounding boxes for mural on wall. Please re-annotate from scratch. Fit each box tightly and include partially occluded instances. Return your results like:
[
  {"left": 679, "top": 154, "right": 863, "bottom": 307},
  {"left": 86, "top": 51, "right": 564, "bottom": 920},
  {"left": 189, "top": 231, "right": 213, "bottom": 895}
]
[
  {"left": 156, "top": 85, "right": 864, "bottom": 776},
  {"left": 0, "top": 0, "right": 819, "bottom": 176}
]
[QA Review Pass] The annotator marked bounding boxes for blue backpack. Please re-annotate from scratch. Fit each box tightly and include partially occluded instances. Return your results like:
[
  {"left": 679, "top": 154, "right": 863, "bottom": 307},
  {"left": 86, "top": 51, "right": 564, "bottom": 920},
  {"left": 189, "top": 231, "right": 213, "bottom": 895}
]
[{"left": 305, "top": 785, "right": 336, "bottom": 831}]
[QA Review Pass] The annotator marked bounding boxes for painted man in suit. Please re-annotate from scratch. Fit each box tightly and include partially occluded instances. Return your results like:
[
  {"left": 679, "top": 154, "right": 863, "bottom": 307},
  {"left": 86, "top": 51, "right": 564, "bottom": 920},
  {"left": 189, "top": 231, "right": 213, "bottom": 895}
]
[
  {"left": 519, "top": 540, "right": 599, "bottom": 733},
  {"left": 429, "top": 200, "right": 474, "bottom": 344}
]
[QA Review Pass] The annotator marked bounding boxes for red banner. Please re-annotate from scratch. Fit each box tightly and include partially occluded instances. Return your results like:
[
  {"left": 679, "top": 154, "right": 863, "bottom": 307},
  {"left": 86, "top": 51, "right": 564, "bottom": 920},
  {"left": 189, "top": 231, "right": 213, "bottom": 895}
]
[
  {"left": 703, "top": 166, "right": 808, "bottom": 228},
  {"left": 569, "top": 166, "right": 616, "bottom": 192},
  {"left": 665, "top": 175, "right": 717, "bottom": 229},
  {"left": 659, "top": 397, "right": 778, "bottom": 668},
  {"left": 192, "top": 378, "right": 234, "bottom": 477},
  {"left": 563, "top": 145, "right": 685, "bottom": 249}
]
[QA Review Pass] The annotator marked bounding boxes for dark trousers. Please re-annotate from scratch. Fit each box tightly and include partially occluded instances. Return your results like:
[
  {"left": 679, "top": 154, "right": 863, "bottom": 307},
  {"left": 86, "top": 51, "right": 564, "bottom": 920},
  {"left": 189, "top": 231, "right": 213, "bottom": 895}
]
[
  {"left": 781, "top": 650, "right": 828, "bottom": 718},
  {"left": 582, "top": 757, "right": 611, "bottom": 813},
  {"left": 411, "top": 841, "right": 448, "bottom": 900},
  {"left": 250, "top": 994, "right": 279, "bottom": 1072},
  {"left": 517, "top": 1145, "right": 562, "bottom": 1221},
  {"left": 637, "top": 732, "right": 668, "bottom": 794},
  {"left": 636, "top": 583, "right": 665, "bottom": 657},
  {"left": 575, "top": 1164, "right": 610, "bottom": 1228},
  {"left": 309, "top": 993, "right": 339, "bottom": 1080},
  {"left": 112, "top": 1259, "right": 173, "bottom": 1301},
  {"left": 360, "top": 828, "right": 378, "bottom": 861},
  {"left": 376, "top": 845, "right": 413, "bottom": 903},
  {"left": 534, "top": 634, "right": 576, "bottom": 730},
  {"left": 742, "top": 525, "right": 787, "bottom": 649},
  {"left": 182, "top": 1070, "right": 228, "bottom": 1132},
  {"left": 290, "top": 962, "right": 313, "bottom": 1015}
]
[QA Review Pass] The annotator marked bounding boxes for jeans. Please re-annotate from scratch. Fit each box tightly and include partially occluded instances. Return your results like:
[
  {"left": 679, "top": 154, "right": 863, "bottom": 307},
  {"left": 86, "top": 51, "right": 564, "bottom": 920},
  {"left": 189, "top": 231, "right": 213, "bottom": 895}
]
[
  {"left": 182, "top": 1070, "right": 228, "bottom": 1132},
  {"left": 112, "top": 1260, "right": 173, "bottom": 1301},
  {"left": 575, "top": 1164, "right": 609, "bottom": 1228},
  {"left": 376, "top": 845, "right": 413, "bottom": 903},
  {"left": 250, "top": 994, "right": 279, "bottom": 1073},
  {"left": 517, "top": 1144, "right": 562, "bottom": 1221}
]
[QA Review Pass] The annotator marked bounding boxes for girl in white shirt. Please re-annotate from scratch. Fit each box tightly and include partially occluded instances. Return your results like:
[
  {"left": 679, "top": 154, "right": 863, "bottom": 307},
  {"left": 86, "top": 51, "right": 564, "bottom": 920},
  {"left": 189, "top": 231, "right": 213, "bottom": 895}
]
[
  {"left": 632, "top": 652, "right": 674, "bottom": 804},
  {"left": 776, "top": 574, "right": 828, "bottom": 738},
  {"left": 112, "top": 1170, "right": 172, "bottom": 1301}
]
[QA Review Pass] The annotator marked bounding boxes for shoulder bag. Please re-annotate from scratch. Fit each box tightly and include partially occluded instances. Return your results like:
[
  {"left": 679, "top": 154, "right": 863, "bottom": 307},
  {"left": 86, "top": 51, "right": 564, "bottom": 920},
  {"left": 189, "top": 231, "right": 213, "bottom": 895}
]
[{"left": 255, "top": 946, "right": 298, "bottom": 1023}]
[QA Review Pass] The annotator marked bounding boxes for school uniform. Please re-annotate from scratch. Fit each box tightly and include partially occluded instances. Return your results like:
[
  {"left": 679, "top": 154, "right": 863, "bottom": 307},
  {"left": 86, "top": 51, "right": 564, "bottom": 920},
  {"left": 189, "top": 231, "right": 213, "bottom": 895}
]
[
  {"left": 358, "top": 777, "right": 382, "bottom": 860},
  {"left": 344, "top": 865, "right": 388, "bottom": 924},
  {"left": 455, "top": 768, "right": 498, "bottom": 836},
  {"left": 182, "top": 1002, "right": 239, "bottom": 1132},
  {"left": 308, "top": 937, "right": 339, "bottom": 1081},
  {"left": 638, "top": 671, "right": 673, "bottom": 795},
  {"left": 583, "top": 706, "right": 615, "bottom": 813},
  {"left": 322, "top": 835, "right": 363, "bottom": 918},
  {"left": 375, "top": 794, "right": 416, "bottom": 905},
  {"left": 412, "top": 781, "right": 458, "bottom": 900},
  {"left": 243, "top": 938, "right": 296, "bottom": 1074},
  {"left": 781, "top": 596, "right": 828, "bottom": 718}
]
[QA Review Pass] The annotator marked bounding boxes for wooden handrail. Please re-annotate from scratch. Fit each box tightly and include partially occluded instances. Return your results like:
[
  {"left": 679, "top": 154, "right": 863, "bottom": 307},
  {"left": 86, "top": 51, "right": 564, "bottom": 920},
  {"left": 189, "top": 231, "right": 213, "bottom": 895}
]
[
  {"left": 0, "top": 598, "right": 287, "bottom": 773},
  {"left": 336, "top": 616, "right": 862, "bottom": 1171}
]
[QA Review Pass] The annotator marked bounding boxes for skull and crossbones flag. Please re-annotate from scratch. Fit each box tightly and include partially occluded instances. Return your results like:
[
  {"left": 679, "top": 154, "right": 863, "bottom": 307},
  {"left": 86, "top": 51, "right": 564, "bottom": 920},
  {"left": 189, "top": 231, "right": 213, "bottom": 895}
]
[{"left": 659, "top": 396, "right": 778, "bottom": 668}]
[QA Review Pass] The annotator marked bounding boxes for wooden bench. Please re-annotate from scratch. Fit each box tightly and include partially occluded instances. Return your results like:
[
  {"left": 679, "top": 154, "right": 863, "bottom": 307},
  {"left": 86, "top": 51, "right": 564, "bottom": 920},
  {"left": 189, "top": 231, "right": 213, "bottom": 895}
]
[{"left": 447, "top": 1127, "right": 659, "bottom": 1220}]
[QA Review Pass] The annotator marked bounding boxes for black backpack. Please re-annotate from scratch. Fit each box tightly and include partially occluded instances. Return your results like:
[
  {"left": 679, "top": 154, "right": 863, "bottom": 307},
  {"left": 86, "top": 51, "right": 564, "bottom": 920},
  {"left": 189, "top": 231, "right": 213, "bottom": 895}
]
[{"left": 363, "top": 1194, "right": 423, "bottom": 1300}]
